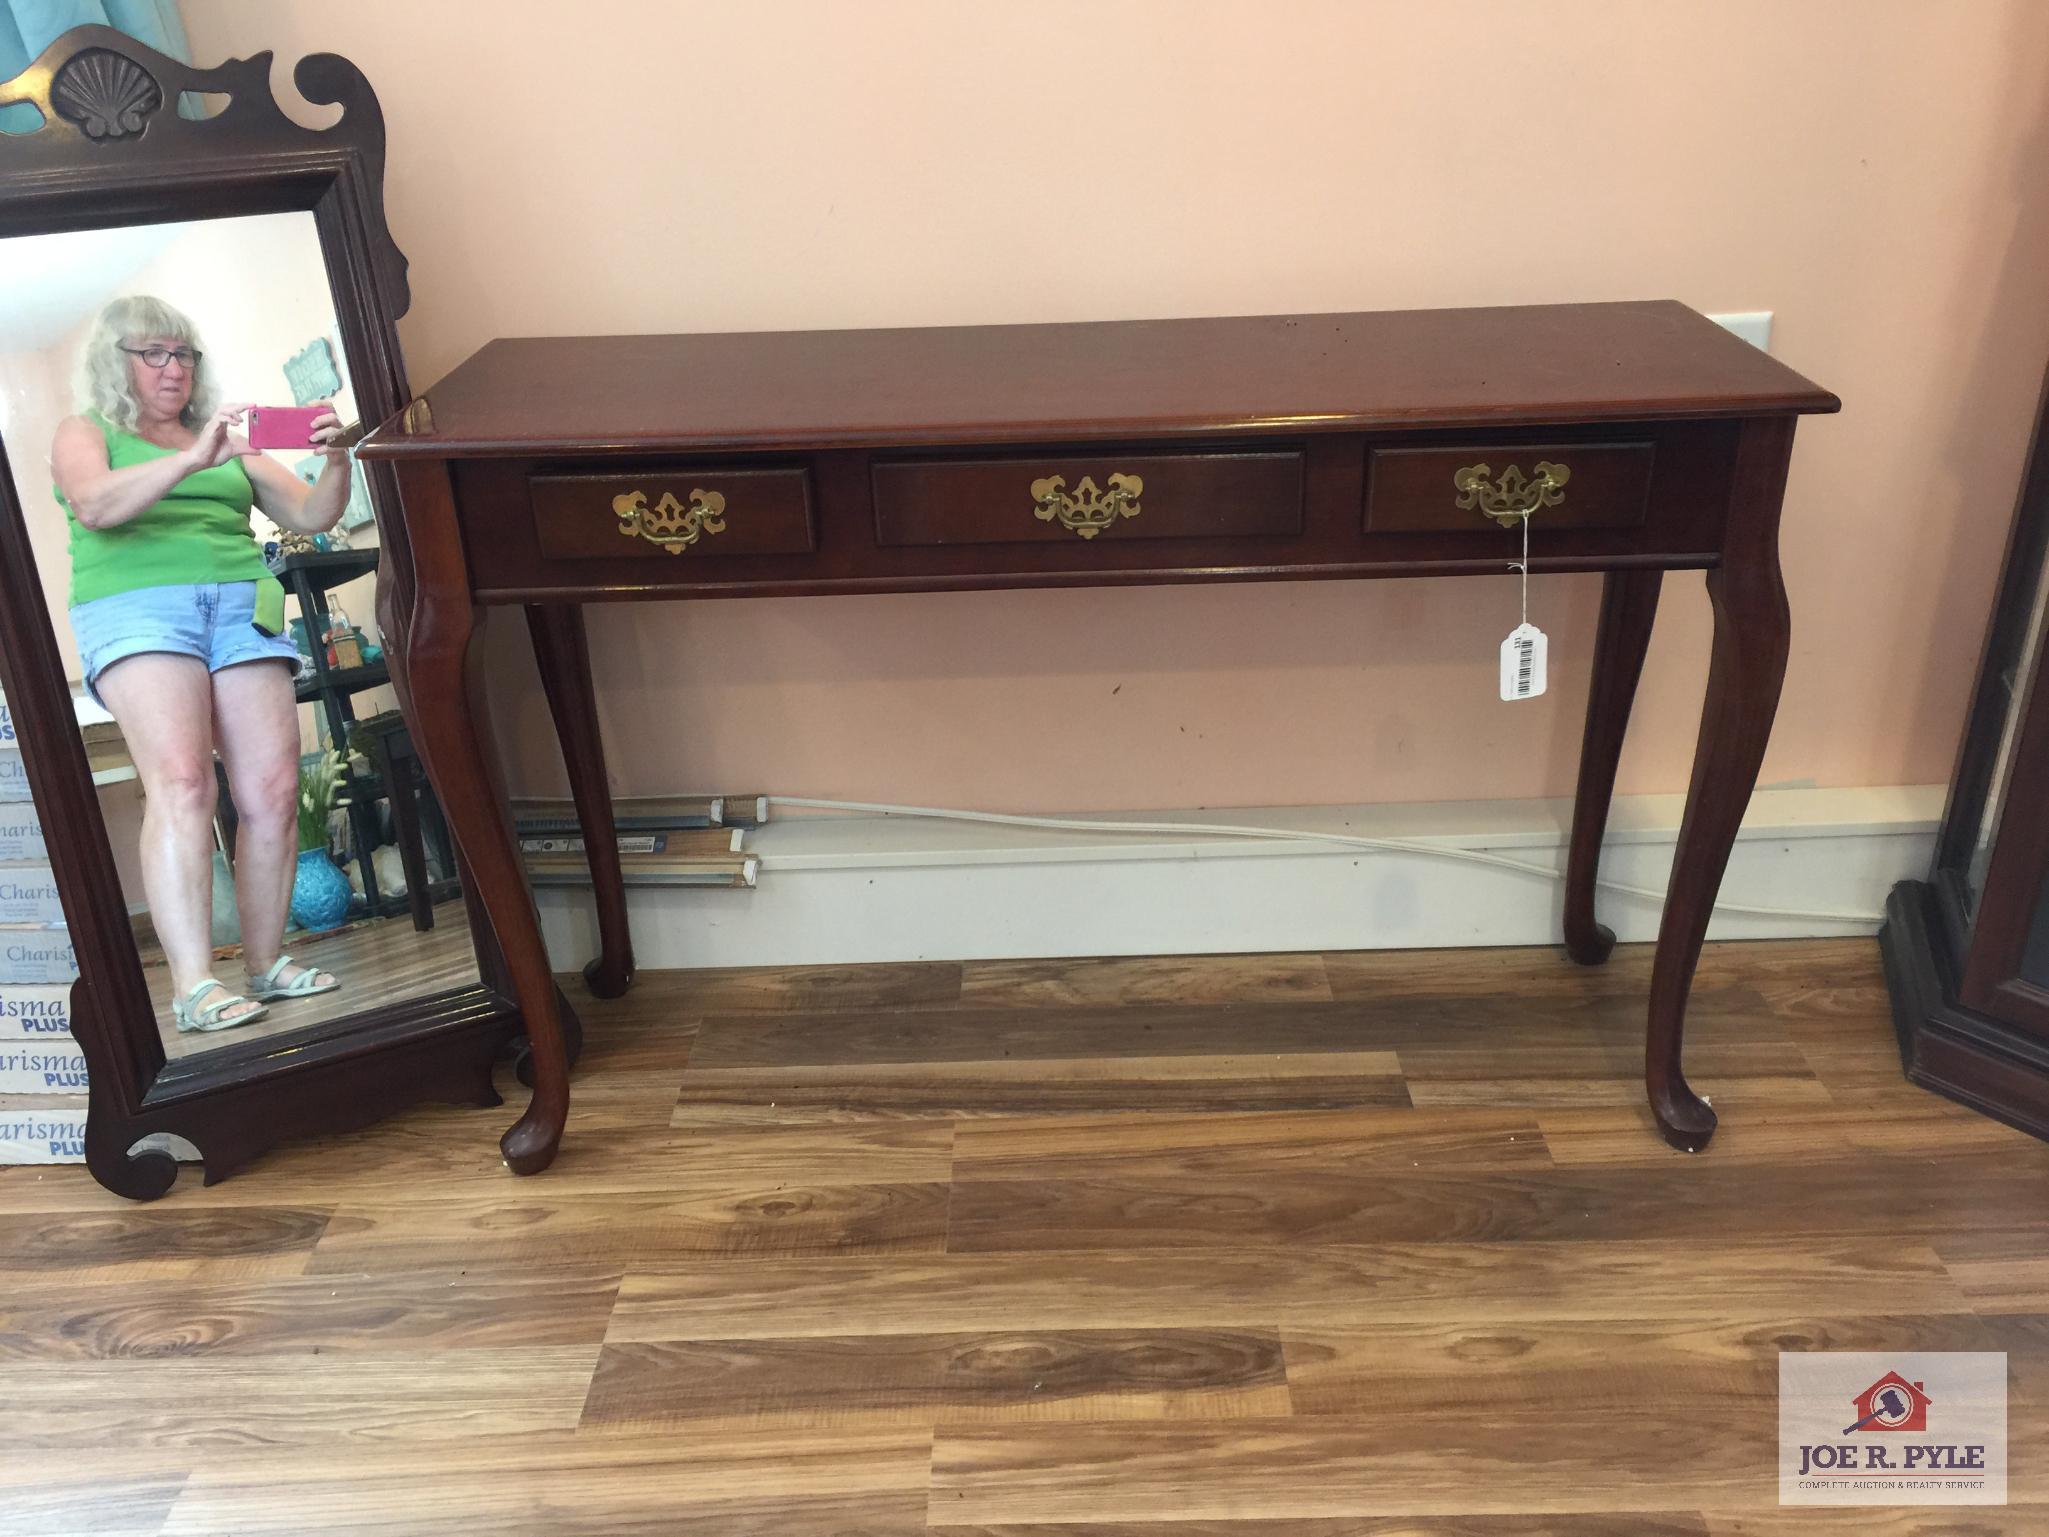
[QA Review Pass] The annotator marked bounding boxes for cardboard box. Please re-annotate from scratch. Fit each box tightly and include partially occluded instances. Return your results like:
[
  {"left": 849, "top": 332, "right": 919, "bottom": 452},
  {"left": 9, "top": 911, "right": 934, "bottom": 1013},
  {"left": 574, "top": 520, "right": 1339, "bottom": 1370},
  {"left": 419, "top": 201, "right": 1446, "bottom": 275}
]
[
  {"left": 0, "top": 696, "right": 132, "bottom": 795},
  {"left": 0, "top": 1040, "right": 86, "bottom": 1093},
  {"left": 0, "top": 1108, "right": 199, "bottom": 1166},
  {"left": 0, "top": 985, "right": 71, "bottom": 1039},
  {"left": 0, "top": 751, "right": 30, "bottom": 804},
  {"left": 0, "top": 866, "right": 62, "bottom": 926},
  {"left": 0, "top": 928, "right": 76, "bottom": 985},
  {"left": 0, "top": 1107, "right": 86, "bottom": 1164},
  {"left": 0, "top": 805, "right": 46, "bottom": 863}
]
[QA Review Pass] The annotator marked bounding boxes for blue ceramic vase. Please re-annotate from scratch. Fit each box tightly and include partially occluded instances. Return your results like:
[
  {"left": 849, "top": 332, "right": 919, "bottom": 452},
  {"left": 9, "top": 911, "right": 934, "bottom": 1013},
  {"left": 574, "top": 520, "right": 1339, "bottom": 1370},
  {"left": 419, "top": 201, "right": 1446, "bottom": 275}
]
[{"left": 289, "top": 847, "right": 352, "bottom": 931}]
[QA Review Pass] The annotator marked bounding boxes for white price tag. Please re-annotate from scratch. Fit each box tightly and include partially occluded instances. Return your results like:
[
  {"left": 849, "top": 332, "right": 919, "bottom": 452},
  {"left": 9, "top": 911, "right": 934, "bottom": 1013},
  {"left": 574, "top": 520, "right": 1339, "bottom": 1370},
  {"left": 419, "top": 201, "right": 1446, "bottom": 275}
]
[{"left": 1500, "top": 621, "right": 1548, "bottom": 701}]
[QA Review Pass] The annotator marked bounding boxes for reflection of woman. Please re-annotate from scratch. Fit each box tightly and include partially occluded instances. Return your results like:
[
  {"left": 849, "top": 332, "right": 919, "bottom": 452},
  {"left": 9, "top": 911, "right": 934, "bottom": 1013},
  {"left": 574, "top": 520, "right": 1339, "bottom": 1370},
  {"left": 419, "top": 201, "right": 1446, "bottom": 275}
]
[{"left": 51, "top": 295, "right": 351, "bottom": 1034}]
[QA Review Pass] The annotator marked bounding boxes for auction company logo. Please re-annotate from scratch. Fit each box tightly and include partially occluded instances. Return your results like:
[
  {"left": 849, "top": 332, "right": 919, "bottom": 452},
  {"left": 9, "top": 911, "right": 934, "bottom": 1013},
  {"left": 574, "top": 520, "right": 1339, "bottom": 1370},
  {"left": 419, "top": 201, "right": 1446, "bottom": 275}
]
[{"left": 1780, "top": 1352, "right": 2005, "bottom": 1506}]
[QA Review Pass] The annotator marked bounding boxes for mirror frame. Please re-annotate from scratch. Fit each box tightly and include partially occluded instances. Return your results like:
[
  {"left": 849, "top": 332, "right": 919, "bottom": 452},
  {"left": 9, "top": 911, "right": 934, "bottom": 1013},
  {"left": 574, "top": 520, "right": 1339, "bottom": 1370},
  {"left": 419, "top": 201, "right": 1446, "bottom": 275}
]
[{"left": 0, "top": 25, "right": 541, "bottom": 1199}]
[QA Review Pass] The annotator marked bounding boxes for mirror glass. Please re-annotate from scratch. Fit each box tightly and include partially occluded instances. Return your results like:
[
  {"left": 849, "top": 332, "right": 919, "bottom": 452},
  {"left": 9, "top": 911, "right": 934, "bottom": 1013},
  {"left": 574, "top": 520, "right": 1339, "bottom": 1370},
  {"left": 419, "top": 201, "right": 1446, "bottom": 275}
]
[{"left": 0, "top": 210, "right": 481, "bottom": 1059}]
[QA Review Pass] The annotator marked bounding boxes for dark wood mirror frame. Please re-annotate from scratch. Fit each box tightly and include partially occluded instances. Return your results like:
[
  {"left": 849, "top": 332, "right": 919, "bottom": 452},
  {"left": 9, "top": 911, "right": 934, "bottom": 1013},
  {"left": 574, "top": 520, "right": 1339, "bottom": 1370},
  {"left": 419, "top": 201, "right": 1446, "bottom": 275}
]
[{"left": 0, "top": 25, "right": 557, "bottom": 1199}]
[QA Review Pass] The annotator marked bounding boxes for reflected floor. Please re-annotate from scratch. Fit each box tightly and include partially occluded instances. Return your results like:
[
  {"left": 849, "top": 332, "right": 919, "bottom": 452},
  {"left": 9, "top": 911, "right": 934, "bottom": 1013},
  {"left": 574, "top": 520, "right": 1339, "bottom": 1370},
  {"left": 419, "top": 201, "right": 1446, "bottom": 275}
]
[{"left": 146, "top": 899, "right": 482, "bottom": 1059}]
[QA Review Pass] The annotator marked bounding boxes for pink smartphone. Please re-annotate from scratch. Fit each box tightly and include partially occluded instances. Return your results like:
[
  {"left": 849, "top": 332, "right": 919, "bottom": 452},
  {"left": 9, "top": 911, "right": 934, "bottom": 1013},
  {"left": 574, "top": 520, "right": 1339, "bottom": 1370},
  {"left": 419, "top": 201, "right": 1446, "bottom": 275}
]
[{"left": 245, "top": 404, "right": 329, "bottom": 451}]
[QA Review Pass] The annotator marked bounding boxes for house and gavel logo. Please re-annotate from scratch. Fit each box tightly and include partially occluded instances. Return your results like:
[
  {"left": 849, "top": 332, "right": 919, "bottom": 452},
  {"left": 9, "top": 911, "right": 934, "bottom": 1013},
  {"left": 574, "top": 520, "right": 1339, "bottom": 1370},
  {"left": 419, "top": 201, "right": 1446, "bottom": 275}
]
[
  {"left": 1796, "top": 1369, "right": 1987, "bottom": 1477},
  {"left": 1844, "top": 1371, "right": 1933, "bottom": 1433},
  {"left": 1782, "top": 1353, "right": 2004, "bottom": 1504}
]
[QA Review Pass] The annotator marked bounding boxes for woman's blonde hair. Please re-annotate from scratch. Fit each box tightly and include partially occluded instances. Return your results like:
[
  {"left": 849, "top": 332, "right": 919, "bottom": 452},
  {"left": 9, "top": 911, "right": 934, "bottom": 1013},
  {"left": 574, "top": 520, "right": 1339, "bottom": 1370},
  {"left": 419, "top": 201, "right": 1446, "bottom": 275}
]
[{"left": 74, "top": 294, "right": 217, "bottom": 432}]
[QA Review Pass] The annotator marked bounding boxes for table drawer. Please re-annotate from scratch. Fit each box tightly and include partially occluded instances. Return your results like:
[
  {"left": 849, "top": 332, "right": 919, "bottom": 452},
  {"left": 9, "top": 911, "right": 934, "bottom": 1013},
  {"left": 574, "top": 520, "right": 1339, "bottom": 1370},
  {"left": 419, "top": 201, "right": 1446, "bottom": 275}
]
[
  {"left": 873, "top": 449, "right": 1304, "bottom": 547},
  {"left": 1365, "top": 442, "right": 1655, "bottom": 535},
  {"left": 530, "top": 466, "right": 815, "bottom": 560}
]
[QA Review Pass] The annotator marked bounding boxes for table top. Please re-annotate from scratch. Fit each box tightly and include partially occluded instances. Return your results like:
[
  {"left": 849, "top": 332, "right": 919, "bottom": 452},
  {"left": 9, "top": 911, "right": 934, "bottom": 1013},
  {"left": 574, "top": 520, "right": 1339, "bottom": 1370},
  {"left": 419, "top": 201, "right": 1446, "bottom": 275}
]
[{"left": 357, "top": 299, "right": 1838, "bottom": 462}]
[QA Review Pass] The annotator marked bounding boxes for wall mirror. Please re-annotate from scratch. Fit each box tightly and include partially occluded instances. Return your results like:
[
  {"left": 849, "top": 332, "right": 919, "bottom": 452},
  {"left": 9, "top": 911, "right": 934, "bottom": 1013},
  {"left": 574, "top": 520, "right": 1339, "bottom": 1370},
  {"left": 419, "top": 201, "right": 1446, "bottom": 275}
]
[{"left": 0, "top": 26, "right": 536, "bottom": 1199}]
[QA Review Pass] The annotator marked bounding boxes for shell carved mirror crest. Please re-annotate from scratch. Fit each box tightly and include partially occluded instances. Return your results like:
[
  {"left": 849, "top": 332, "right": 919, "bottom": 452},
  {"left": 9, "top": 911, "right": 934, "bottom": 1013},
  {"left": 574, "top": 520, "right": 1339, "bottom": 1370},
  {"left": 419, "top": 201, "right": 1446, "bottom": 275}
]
[{"left": 49, "top": 49, "right": 163, "bottom": 140}]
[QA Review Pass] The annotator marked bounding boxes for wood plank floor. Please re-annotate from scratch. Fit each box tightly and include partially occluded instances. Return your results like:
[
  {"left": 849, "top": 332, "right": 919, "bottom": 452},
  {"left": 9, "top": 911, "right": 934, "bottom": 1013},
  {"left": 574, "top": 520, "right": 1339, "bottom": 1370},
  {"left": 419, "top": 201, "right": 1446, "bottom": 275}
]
[
  {"left": 150, "top": 899, "right": 481, "bottom": 1060},
  {"left": 2, "top": 937, "right": 2047, "bottom": 1534}
]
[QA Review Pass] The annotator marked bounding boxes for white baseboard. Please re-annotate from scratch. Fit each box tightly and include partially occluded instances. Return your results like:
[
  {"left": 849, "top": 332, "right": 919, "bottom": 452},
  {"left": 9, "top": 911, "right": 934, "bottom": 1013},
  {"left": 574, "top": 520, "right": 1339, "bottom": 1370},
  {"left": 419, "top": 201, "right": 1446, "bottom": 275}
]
[{"left": 531, "top": 786, "right": 1940, "bottom": 972}]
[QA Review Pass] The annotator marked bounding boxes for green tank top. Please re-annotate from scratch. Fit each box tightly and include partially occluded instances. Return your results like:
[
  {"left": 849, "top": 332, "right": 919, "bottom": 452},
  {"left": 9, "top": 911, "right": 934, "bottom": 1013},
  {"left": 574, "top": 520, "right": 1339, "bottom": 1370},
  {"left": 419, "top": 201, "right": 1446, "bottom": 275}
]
[{"left": 56, "top": 414, "right": 273, "bottom": 606}]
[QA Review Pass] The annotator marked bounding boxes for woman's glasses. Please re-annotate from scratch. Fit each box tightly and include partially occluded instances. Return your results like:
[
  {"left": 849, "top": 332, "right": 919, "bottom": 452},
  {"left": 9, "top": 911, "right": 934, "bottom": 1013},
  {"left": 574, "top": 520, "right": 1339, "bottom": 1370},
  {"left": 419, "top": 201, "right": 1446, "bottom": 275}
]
[{"left": 119, "top": 344, "right": 201, "bottom": 370}]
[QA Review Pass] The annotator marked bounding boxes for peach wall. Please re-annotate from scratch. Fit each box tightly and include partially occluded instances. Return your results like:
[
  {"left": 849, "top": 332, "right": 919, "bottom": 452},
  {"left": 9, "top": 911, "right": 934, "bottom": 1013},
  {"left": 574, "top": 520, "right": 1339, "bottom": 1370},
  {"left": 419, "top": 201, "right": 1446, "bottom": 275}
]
[
  {"left": 0, "top": 341, "right": 79, "bottom": 661},
  {"left": 181, "top": 0, "right": 2049, "bottom": 814}
]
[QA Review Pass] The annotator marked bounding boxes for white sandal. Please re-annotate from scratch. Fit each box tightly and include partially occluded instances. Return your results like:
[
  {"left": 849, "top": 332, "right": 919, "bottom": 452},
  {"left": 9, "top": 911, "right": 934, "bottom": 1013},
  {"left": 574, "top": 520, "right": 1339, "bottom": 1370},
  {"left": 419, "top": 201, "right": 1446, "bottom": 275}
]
[
  {"left": 172, "top": 977, "right": 268, "bottom": 1034},
  {"left": 246, "top": 954, "right": 340, "bottom": 1001}
]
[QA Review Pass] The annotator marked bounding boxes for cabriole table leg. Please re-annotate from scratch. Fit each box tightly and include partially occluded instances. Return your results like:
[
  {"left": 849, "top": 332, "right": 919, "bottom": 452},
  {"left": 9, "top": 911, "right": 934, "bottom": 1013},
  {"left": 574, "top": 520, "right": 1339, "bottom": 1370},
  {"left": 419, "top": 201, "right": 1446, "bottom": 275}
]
[
  {"left": 526, "top": 601, "right": 636, "bottom": 998},
  {"left": 1565, "top": 566, "right": 1664, "bottom": 965},
  {"left": 394, "top": 460, "right": 571, "bottom": 1175},
  {"left": 1644, "top": 418, "right": 1795, "bottom": 1151}
]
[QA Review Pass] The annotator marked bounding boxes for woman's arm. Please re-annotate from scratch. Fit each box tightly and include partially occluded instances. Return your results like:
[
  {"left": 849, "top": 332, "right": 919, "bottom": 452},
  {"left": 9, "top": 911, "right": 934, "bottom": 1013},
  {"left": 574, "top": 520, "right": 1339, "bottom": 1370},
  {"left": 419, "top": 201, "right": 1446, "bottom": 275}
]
[
  {"left": 51, "top": 407, "right": 249, "bottom": 531},
  {"left": 245, "top": 405, "right": 353, "bottom": 535}
]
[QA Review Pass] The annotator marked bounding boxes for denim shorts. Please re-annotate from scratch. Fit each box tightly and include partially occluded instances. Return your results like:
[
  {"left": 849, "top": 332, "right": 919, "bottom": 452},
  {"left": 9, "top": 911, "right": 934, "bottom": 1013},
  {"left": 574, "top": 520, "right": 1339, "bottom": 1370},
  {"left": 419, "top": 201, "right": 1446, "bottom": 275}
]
[{"left": 68, "top": 581, "right": 304, "bottom": 707}]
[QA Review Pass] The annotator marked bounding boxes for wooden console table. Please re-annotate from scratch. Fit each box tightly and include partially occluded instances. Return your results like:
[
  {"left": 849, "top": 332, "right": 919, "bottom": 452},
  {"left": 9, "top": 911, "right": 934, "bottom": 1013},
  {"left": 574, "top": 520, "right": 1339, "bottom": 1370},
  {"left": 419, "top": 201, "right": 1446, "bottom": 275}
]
[{"left": 356, "top": 300, "right": 1838, "bottom": 1174}]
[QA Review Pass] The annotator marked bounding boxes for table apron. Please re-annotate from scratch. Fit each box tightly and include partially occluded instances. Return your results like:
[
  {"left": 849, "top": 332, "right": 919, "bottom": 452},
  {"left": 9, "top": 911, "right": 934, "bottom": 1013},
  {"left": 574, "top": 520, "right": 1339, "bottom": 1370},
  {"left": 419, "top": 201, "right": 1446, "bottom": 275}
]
[{"left": 448, "top": 420, "right": 1748, "bottom": 604}]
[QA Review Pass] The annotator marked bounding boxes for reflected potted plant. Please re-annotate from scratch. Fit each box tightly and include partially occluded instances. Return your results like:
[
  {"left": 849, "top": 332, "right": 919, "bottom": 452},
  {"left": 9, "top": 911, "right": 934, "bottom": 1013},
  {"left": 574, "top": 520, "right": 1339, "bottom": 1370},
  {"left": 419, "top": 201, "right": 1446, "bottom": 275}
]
[{"left": 289, "top": 746, "right": 353, "bottom": 931}]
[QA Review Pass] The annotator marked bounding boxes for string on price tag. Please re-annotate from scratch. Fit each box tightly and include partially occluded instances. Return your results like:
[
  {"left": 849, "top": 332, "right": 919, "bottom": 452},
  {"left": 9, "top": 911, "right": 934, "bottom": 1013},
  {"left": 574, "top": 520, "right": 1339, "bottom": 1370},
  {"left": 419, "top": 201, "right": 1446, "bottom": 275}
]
[{"left": 1499, "top": 511, "right": 1548, "bottom": 701}]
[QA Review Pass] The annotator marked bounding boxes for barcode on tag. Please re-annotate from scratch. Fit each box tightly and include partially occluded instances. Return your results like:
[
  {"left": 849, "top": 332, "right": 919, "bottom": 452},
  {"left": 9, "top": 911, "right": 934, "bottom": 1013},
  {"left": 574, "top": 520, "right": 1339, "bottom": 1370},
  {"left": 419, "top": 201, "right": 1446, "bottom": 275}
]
[{"left": 1499, "top": 622, "right": 1548, "bottom": 701}]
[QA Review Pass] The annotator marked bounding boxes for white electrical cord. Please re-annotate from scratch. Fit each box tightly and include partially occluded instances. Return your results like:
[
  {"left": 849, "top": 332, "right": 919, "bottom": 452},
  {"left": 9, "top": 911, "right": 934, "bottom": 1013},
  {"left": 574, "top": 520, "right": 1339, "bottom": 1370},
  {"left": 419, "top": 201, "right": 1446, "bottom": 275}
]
[{"left": 758, "top": 795, "right": 1884, "bottom": 926}]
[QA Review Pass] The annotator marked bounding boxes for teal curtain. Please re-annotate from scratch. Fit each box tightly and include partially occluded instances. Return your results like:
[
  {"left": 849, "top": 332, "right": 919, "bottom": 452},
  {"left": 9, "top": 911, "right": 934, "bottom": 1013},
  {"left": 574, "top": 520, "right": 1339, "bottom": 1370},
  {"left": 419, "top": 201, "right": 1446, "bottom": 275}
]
[{"left": 1, "top": 0, "right": 192, "bottom": 132}]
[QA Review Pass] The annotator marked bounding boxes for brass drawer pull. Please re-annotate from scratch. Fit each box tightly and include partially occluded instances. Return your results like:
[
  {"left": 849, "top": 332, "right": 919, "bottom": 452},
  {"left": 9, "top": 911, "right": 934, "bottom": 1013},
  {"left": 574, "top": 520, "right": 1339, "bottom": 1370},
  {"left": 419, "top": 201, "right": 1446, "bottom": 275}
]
[
  {"left": 613, "top": 488, "right": 728, "bottom": 553},
  {"left": 1030, "top": 472, "right": 1143, "bottom": 539},
  {"left": 1452, "top": 461, "right": 1571, "bottom": 528}
]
